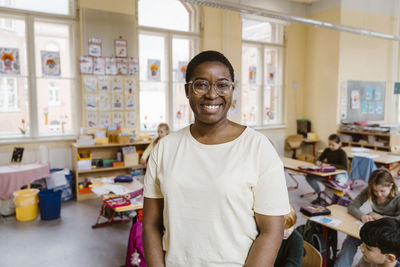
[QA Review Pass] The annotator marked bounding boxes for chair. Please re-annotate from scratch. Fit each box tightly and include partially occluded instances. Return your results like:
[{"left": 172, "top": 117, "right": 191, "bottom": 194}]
[
  {"left": 302, "top": 240, "right": 322, "bottom": 267},
  {"left": 349, "top": 156, "right": 377, "bottom": 190},
  {"left": 286, "top": 134, "right": 304, "bottom": 159},
  {"left": 297, "top": 153, "right": 316, "bottom": 163}
]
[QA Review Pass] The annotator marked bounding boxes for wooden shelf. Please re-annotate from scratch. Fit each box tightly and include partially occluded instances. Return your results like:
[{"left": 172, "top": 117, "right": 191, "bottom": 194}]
[
  {"left": 72, "top": 141, "right": 151, "bottom": 149},
  {"left": 338, "top": 129, "right": 391, "bottom": 137},
  {"left": 77, "top": 165, "right": 145, "bottom": 174},
  {"left": 342, "top": 141, "right": 390, "bottom": 150}
]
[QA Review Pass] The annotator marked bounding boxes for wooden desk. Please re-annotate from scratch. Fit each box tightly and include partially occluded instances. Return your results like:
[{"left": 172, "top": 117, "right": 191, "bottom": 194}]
[
  {"left": 303, "top": 204, "right": 360, "bottom": 239},
  {"left": 281, "top": 157, "right": 345, "bottom": 190},
  {"left": 342, "top": 146, "right": 400, "bottom": 176}
]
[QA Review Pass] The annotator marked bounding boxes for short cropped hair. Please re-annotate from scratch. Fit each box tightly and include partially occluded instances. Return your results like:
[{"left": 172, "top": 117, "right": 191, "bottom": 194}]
[
  {"left": 284, "top": 203, "right": 297, "bottom": 229},
  {"left": 185, "top": 50, "right": 234, "bottom": 83},
  {"left": 360, "top": 217, "right": 400, "bottom": 258},
  {"left": 328, "top": 134, "right": 341, "bottom": 144}
]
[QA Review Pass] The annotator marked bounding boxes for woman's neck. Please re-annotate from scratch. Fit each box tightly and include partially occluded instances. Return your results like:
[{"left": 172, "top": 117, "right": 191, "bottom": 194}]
[{"left": 190, "top": 120, "right": 244, "bottom": 145}]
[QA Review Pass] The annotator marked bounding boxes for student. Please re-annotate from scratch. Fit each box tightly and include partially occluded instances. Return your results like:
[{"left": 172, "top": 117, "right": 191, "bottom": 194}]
[
  {"left": 355, "top": 217, "right": 400, "bottom": 267},
  {"left": 334, "top": 168, "right": 400, "bottom": 267},
  {"left": 140, "top": 123, "right": 169, "bottom": 166},
  {"left": 274, "top": 203, "right": 304, "bottom": 267},
  {"left": 306, "top": 134, "right": 348, "bottom": 204}
]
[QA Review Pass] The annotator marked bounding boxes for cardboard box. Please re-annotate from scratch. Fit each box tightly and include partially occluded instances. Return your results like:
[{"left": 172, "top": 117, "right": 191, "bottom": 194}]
[
  {"left": 124, "top": 153, "right": 139, "bottom": 166},
  {"left": 112, "top": 161, "right": 124, "bottom": 167},
  {"left": 95, "top": 137, "right": 109, "bottom": 144},
  {"left": 107, "top": 130, "right": 121, "bottom": 142},
  {"left": 77, "top": 160, "right": 92, "bottom": 170},
  {"left": 117, "top": 135, "right": 131, "bottom": 144}
]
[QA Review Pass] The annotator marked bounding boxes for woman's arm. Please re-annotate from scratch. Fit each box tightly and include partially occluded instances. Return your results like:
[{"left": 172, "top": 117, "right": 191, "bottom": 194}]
[
  {"left": 143, "top": 197, "right": 165, "bottom": 267},
  {"left": 244, "top": 213, "right": 284, "bottom": 267}
]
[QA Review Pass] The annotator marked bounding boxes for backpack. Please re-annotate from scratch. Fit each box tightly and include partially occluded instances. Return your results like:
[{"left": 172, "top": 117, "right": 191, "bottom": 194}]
[
  {"left": 125, "top": 209, "right": 146, "bottom": 267},
  {"left": 296, "top": 220, "right": 338, "bottom": 267}
]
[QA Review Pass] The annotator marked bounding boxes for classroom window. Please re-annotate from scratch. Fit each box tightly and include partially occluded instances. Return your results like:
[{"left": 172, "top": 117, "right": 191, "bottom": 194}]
[
  {"left": 0, "top": 0, "right": 73, "bottom": 16},
  {"left": 0, "top": 4, "right": 76, "bottom": 138},
  {"left": 241, "top": 18, "right": 284, "bottom": 126},
  {"left": 138, "top": 0, "right": 198, "bottom": 131}
]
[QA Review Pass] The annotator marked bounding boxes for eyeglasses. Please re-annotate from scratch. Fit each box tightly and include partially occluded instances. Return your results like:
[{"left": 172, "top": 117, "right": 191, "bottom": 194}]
[{"left": 187, "top": 79, "right": 234, "bottom": 96}]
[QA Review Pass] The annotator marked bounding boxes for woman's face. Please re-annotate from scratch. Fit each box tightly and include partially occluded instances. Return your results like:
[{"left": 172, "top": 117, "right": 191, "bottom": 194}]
[
  {"left": 372, "top": 183, "right": 392, "bottom": 202},
  {"left": 185, "top": 61, "right": 233, "bottom": 125}
]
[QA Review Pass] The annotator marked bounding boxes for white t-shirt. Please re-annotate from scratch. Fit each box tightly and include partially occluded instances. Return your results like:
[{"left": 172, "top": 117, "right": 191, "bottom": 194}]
[{"left": 144, "top": 126, "right": 290, "bottom": 267}]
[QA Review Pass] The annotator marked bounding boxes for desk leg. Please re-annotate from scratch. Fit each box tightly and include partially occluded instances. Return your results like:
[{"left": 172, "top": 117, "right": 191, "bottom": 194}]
[{"left": 287, "top": 172, "right": 299, "bottom": 190}]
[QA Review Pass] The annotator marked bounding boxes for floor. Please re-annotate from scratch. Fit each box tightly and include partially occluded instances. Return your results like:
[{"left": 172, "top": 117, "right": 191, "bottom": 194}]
[{"left": 1, "top": 173, "right": 388, "bottom": 267}]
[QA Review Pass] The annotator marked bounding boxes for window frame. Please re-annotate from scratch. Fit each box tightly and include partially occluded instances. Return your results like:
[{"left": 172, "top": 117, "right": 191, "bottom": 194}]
[
  {"left": 0, "top": 5, "right": 78, "bottom": 143},
  {"left": 241, "top": 17, "right": 285, "bottom": 128},
  {"left": 138, "top": 1, "right": 200, "bottom": 132}
]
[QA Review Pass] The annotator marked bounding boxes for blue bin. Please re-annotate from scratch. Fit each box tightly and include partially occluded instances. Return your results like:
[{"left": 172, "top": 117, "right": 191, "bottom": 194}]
[{"left": 38, "top": 190, "right": 62, "bottom": 220}]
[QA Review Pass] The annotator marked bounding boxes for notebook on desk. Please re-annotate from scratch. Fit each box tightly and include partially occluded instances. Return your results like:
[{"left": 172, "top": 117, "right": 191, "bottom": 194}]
[{"left": 299, "top": 165, "right": 336, "bottom": 172}]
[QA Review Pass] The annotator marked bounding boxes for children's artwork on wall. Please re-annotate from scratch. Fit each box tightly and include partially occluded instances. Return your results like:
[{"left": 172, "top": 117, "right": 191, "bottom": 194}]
[
  {"left": 365, "top": 86, "right": 373, "bottom": 100},
  {"left": 376, "top": 102, "right": 383, "bottom": 114},
  {"left": 374, "top": 87, "right": 382, "bottom": 100},
  {"left": 128, "top": 57, "right": 139, "bottom": 76},
  {"left": 105, "top": 57, "right": 117, "bottom": 75},
  {"left": 249, "top": 66, "right": 256, "bottom": 84},
  {"left": 80, "top": 56, "right": 93, "bottom": 74},
  {"left": 125, "top": 112, "right": 136, "bottom": 127},
  {"left": 88, "top": 38, "right": 102, "bottom": 57},
  {"left": 177, "top": 61, "right": 187, "bottom": 82},
  {"left": 112, "top": 76, "right": 123, "bottom": 92},
  {"left": 93, "top": 57, "right": 105, "bottom": 75},
  {"left": 41, "top": 51, "right": 60, "bottom": 76},
  {"left": 228, "top": 77, "right": 240, "bottom": 117},
  {"left": 147, "top": 59, "right": 161, "bottom": 81},
  {"left": 84, "top": 76, "right": 97, "bottom": 92},
  {"left": 351, "top": 90, "right": 360, "bottom": 109},
  {"left": 11, "top": 147, "right": 24, "bottom": 163},
  {"left": 99, "top": 112, "right": 111, "bottom": 128},
  {"left": 87, "top": 112, "right": 98, "bottom": 128},
  {"left": 125, "top": 94, "right": 135, "bottom": 110},
  {"left": 125, "top": 78, "right": 135, "bottom": 94},
  {"left": 112, "top": 112, "right": 123, "bottom": 127},
  {"left": 361, "top": 101, "right": 368, "bottom": 113},
  {"left": 112, "top": 94, "right": 123, "bottom": 110},
  {"left": 267, "top": 65, "right": 275, "bottom": 84},
  {"left": 85, "top": 94, "right": 97, "bottom": 110},
  {"left": 368, "top": 102, "right": 375, "bottom": 114},
  {"left": 99, "top": 94, "right": 110, "bottom": 110},
  {"left": 116, "top": 58, "right": 128, "bottom": 75},
  {"left": 0, "top": 47, "right": 20, "bottom": 74},
  {"left": 115, "top": 39, "right": 128, "bottom": 58},
  {"left": 98, "top": 76, "right": 110, "bottom": 92}
]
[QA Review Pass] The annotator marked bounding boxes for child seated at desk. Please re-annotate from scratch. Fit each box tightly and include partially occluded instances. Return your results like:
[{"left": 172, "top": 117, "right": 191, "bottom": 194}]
[
  {"left": 355, "top": 217, "right": 400, "bottom": 267},
  {"left": 306, "top": 134, "right": 349, "bottom": 204},
  {"left": 334, "top": 168, "right": 400, "bottom": 267},
  {"left": 274, "top": 203, "right": 304, "bottom": 267}
]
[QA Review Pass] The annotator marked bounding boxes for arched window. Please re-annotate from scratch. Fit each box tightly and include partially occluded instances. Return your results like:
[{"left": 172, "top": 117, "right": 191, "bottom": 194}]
[{"left": 138, "top": 0, "right": 199, "bottom": 131}]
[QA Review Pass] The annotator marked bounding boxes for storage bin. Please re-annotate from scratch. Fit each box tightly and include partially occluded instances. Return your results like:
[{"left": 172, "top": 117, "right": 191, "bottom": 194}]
[
  {"left": 103, "top": 158, "right": 116, "bottom": 167},
  {"left": 77, "top": 160, "right": 92, "bottom": 170},
  {"left": 38, "top": 190, "right": 61, "bottom": 220},
  {"left": 124, "top": 153, "right": 139, "bottom": 166},
  {"left": 13, "top": 189, "right": 39, "bottom": 222},
  {"left": 117, "top": 135, "right": 131, "bottom": 144}
]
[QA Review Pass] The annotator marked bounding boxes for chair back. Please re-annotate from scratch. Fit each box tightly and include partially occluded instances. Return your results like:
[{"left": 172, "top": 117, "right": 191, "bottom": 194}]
[
  {"left": 297, "top": 153, "right": 316, "bottom": 163},
  {"left": 350, "top": 156, "right": 377, "bottom": 181},
  {"left": 286, "top": 134, "right": 303, "bottom": 149},
  {"left": 302, "top": 240, "right": 322, "bottom": 267}
]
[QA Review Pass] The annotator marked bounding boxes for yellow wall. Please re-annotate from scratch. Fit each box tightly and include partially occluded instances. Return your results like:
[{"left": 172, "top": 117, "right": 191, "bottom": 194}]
[{"left": 79, "top": 0, "right": 135, "bottom": 14}]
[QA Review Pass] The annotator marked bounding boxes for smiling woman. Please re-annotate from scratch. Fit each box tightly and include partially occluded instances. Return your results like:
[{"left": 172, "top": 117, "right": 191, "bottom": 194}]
[{"left": 142, "top": 50, "right": 290, "bottom": 267}]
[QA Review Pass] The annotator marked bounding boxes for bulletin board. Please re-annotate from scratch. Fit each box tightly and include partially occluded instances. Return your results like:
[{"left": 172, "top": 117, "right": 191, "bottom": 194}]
[
  {"left": 344, "top": 80, "right": 385, "bottom": 121},
  {"left": 80, "top": 8, "right": 139, "bottom": 132}
]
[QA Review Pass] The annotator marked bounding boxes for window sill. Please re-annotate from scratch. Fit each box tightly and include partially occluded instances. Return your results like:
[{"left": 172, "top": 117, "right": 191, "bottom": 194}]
[
  {"left": 0, "top": 134, "right": 78, "bottom": 145},
  {"left": 250, "top": 124, "right": 287, "bottom": 131}
]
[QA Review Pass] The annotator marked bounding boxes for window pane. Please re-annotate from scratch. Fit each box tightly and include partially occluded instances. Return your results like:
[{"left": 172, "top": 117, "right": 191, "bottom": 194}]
[
  {"left": 34, "top": 21, "right": 74, "bottom": 135},
  {"left": 35, "top": 21, "right": 72, "bottom": 78},
  {"left": 241, "top": 45, "right": 260, "bottom": 125},
  {"left": 140, "top": 82, "right": 166, "bottom": 130},
  {"left": 0, "top": 77, "right": 29, "bottom": 136},
  {"left": 263, "top": 48, "right": 281, "bottom": 124},
  {"left": 139, "top": 34, "right": 166, "bottom": 81},
  {"left": 139, "top": 0, "right": 190, "bottom": 31},
  {"left": 36, "top": 78, "right": 72, "bottom": 134},
  {"left": 242, "top": 18, "right": 281, "bottom": 43},
  {"left": 0, "top": 0, "right": 72, "bottom": 15},
  {"left": 172, "top": 38, "right": 193, "bottom": 130}
]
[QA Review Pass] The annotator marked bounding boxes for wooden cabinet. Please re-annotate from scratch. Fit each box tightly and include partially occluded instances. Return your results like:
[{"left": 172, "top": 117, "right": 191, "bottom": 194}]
[
  {"left": 338, "top": 128, "right": 400, "bottom": 152},
  {"left": 72, "top": 141, "right": 150, "bottom": 201}
]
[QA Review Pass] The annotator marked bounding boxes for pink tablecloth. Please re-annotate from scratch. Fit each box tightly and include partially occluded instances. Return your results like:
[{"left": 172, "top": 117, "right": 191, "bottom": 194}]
[{"left": 0, "top": 163, "right": 50, "bottom": 199}]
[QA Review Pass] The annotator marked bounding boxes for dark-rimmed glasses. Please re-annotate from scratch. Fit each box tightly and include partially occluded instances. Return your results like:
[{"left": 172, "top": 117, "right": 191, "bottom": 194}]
[{"left": 187, "top": 79, "right": 234, "bottom": 96}]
